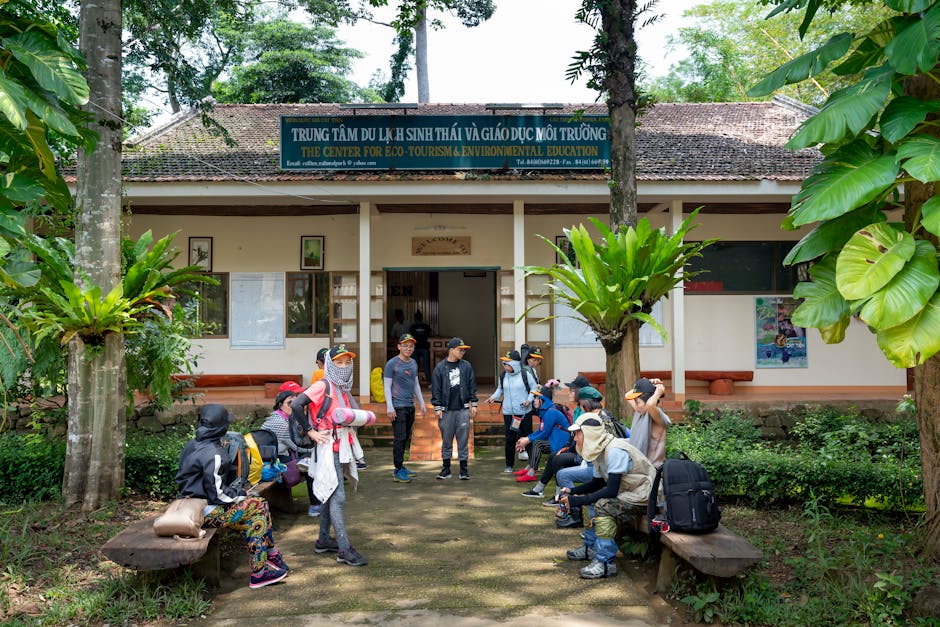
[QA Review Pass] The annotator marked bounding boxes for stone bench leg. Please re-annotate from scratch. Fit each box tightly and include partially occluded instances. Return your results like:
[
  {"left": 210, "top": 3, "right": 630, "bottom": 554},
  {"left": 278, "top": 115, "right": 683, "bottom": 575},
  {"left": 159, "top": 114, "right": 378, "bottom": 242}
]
[{"left": 655, "top": 545, "right": 678, "bottom": 593}]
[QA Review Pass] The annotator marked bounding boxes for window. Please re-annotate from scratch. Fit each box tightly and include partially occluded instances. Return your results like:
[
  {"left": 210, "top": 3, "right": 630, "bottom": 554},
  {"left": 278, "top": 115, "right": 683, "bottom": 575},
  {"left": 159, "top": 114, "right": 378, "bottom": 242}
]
[
  {"left": 286, "top": 272, "right": 330, "bottom": 336},
  {"left": 180, "top": 273, "right": 229, "bottom": 336},
  {"left": 685, "top": 242, "right": 799, "bottom": 294}
]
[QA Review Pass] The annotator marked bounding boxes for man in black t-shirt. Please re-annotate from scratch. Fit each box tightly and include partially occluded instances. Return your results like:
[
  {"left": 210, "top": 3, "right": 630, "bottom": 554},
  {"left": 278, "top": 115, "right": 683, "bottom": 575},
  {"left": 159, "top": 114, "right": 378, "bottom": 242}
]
[
  {"left": 408, "top": 310, "right": 433, "bottom": 382},
  {"left": 430, "top": 337, "right": 477, "bottom": 480}
]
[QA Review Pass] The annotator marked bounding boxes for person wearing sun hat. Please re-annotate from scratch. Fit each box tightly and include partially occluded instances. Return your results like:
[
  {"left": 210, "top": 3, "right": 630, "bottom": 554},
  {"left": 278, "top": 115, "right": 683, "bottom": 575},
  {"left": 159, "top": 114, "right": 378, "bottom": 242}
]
[
  {"left": 559, "top": 413, "right": 657, "bottom": 579},
  {"left": 383, "top": 333, "right": 427, "bottom": 483},
  {"left": 430, "top": 337, "right": 478, "bottom": 480},
  {"left": 624, "top": 377, "right": 671, "bottom": 468}
]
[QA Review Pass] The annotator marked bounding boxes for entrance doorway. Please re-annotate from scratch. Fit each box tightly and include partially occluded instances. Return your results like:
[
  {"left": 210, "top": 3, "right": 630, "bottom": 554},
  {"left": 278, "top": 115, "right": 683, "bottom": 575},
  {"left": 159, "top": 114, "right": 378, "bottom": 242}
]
[{"left": 385, "top": 270, "right": 497, "bottom": 383}]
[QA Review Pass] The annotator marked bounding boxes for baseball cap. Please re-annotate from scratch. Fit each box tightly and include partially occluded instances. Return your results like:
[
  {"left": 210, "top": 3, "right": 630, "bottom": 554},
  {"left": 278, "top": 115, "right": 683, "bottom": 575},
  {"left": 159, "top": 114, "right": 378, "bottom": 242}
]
[
  {"left": 316, "top": 347, "right": 329, "bottom": 362},
  {"left": 568, "top": 412, "right": 603, "bottom": 432},
  {"left": 278, "top": 381, "right": 304, "bottom": 394},
  {"left": 447, "top": 337, "right": 471, "bottom": 349},
  {"left": 329, "top": 344, "right": 356, "bottom": 360},
  {"left": 499, "top": 350, "right": 521, "bottom": 362},
  {"left": 565, "top": 375, "right": 591, "bottom": 389},
  {"left": 527, "top": 346, "right": 543, "bottom": 360},
  {"left": 625, "top": 378, "right": 657, "bottom": 402},
  {"left": 577, "top": 386, "right": 603, "bottom": 401},
  {"left": 531, "top": 384, "right": 553, "bottom": 400},
  {"left": 399, "top": 333, "right": 416, "bottom": 344}
]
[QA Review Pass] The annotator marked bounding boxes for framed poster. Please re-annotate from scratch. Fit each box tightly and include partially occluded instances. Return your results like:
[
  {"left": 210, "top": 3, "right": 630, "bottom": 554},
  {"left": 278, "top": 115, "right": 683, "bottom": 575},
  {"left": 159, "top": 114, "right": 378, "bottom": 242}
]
[
  {"left": 301, "top": 235, "right": 325, "bottom": 270},
  {"left": 188, "top": 237, "right": 212, "bottom": 271},
  {"left": 755, "top": 296, "right": 807, "bottom": 368},
  {"left": 555, "top": 235, "right": 580, "bottom": 267}
]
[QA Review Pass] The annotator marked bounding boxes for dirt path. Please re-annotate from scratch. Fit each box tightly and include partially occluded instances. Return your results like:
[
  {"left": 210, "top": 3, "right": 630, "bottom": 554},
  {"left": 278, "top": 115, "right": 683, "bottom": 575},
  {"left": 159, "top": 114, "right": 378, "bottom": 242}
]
[{"left": 195, "top": 450, "right": 695, "bottom": 626}]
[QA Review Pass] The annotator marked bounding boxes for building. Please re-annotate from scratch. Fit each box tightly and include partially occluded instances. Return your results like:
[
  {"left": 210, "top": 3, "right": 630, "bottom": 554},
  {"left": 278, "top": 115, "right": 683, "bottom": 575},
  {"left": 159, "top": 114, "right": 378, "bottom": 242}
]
[{"left": 117, "top": 97, "right": 905, "bottom": 400}]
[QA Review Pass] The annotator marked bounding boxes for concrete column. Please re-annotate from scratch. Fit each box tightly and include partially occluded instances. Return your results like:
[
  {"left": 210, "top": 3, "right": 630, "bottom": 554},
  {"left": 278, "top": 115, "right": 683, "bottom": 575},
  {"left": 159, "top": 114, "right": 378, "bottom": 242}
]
[
  {"left": 513, "top": 200, "right": 526, "bottom": 347},
  {"left": 359, "top": 201, "right": 371, "bottom": 398},
  {"left": 670, "top": 199, "right": 686, "bottom": 400}
]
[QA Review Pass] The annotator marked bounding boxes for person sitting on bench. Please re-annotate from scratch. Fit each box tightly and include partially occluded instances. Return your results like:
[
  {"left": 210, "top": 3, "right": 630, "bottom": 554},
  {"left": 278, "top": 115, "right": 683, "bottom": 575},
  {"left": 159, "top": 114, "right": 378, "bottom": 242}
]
[
  {"left": 560, "top": 413, "right": 656, "bottom": 580},
  {"left": 175, "top": 403, "right": 290, "bottom": 590}
]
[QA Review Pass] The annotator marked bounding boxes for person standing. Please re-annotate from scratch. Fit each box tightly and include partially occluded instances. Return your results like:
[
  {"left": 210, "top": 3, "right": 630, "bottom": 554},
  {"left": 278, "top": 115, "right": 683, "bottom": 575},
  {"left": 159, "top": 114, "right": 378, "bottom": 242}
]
[
  {"left": 431, "top": 337, "right": 478, "bottom": 481},
  {"left": 408, "top": 311, "right": 433, "bottom": 383},
  {"left": 310, "top": 347, "right": 328, "bottom": 385},
  {"left": 383, "top": 333, "right": 427, "bottom": 483},
  {"left": 389, "top": 308, "right": 408, "bottom": 340},
  {"left": 486, "top": 350, "right": 535, "bottom": 474}
]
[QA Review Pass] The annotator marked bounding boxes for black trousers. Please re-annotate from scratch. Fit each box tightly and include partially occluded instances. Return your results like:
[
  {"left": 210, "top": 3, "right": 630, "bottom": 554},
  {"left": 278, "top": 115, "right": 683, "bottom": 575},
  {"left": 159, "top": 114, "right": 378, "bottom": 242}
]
[
  {"left": 503, "top": 410, "right": 534, "bottom": 467},
  {"left": 539, "top": 450, "right": 581, "bottom": 485},
  {"left": 392, "top": 406, "right": 416, "bottom": 470}
]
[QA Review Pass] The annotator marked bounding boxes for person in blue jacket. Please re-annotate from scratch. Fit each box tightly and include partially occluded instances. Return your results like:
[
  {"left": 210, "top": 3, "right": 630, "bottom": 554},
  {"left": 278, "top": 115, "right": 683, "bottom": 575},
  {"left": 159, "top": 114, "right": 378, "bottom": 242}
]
[{"left": 513, "top": 384, "right": 571, "bottom": 483}]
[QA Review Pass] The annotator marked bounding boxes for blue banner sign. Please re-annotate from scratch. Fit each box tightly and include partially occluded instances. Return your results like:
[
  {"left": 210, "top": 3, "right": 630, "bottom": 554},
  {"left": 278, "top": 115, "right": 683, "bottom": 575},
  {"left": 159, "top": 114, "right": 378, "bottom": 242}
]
[{"left": 280, "top": 114, "right": 609, "bottom": 170}]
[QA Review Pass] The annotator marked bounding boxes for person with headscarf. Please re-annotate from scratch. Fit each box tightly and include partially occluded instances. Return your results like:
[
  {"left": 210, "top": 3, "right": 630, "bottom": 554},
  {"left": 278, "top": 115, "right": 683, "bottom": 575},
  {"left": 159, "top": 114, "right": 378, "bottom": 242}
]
[
  {"left": 175, "top": 404, "right": 289, "bottom": 589},
  {"left": 290, "top": 344, "right": 368, "bottom": 567},
  {"left": 559, "top": 413, "right": 657, "bottom": 580},
  {"left": 487, "top": 349, "right": 535, "bottom": 474},
  {"left": 624, "top": 377, "right": 672, "bottom": 468}
]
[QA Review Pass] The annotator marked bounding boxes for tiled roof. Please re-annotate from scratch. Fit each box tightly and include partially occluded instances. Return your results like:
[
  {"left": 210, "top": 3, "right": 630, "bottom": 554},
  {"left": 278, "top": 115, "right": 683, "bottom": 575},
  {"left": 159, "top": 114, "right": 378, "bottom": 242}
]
[{"left": 116, "top": 98, "right": 820, "bottom": 183}]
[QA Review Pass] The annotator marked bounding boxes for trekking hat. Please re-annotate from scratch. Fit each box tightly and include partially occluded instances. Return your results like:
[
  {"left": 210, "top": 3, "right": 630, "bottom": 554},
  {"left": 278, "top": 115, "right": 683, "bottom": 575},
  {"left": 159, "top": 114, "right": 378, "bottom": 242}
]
[
  {"left": 531, "top": 384, "right": 553, "bottom": 400},
  {"left": 500, "top": 350, "right": 521, "bottom": 362},
  {"left": 329, "top": 344, "right": 356, "bottom": 360},
  {"left": 577, "top": 386, "right": 603, "bottom": 401},
  {"left": 625, "top": 377, "right": 657, "bottom": 402},
  {"left": 567, "top": 412, "right": 603, "bottom": 432},
  {"left": 398, "top": 333, "right": 416, "bottom": 344},
  {"left": 526, "top": 346, "right": 543, "bottom": 360},
  {"left": 565, "top": 375, "right": 591, "bottom": 390},
  {"left": 447, "top": 337, "right": 470, "bottom": 349},
  {"left": 278, "top": 381, "right": 304, "bottom": 394}
]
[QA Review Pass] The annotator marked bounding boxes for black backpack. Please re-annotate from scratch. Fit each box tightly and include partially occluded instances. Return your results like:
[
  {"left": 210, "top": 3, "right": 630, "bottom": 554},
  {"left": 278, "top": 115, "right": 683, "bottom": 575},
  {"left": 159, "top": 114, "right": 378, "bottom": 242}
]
[
  {"left": 598, "top": 408, "right": 628, "bottom": 439},
  {"left": 288, "top": 380, "right": 334, "bottom": 448},
  {"left": 647, "top": 452, "right": 721, "bottom": 534}
]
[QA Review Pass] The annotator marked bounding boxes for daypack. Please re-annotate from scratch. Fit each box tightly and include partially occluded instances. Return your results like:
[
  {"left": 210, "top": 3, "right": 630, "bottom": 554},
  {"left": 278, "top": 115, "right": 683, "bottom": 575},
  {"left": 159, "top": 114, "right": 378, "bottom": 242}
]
[
  {"left": 648, "top": 452, "right": 721, "bottom": 534},
  {"left": 243, "top": 432, "right": 270, "bottom": 486},
  {"left": 556, "top": 403, "right": 574, "bottom": 425},
  {"left": 288, "top": 380, "right": 334, "bottom": 448},
  {"left": 598, "top": 408, "right": 629, "bottom": 439},
  {"left": 220, "top": 431, "right": 250, "bottom": 490},
  {"left": 370, "top": 367, "right": 385, "bottom": 402},
  {"left": 249, "top": 429, "right": 279, "bottom": 462}
]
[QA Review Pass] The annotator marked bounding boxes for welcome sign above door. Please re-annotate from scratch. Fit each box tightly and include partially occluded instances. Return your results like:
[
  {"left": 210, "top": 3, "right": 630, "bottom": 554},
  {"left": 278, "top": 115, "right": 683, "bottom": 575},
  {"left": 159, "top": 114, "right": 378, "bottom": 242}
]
[
  {"left": 412, "top": 237, "right": 471, "bottom": 255},
  {"left": 280, "top": 115, "right": 609, "bottom": 171}
]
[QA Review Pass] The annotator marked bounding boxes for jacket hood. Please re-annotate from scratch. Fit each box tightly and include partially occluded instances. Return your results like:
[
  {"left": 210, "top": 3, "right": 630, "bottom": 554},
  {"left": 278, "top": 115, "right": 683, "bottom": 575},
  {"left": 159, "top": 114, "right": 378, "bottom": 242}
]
[
  {"left": 537, "top": 396, "right": 556, "bottom": 413},
  {"left": 504, "top": 359, "right": 521, "bottom": 374},
  {"left": 197, "top": 404, "right": 234, "bottom": 440}
]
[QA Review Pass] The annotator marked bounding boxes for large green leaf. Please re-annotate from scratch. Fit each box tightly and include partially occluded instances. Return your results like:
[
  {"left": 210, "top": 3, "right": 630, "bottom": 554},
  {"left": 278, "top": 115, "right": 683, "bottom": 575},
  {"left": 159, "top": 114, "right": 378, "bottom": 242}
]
[
  {"left": 858, "top": 239, "right": 939, "bottom": 328},
  {"left": 897, "top": 135, "right": 940, "bottom": 183},
  {"left": 880, "top": 97, "right": 940, "bottom": 144},
  {"left": 819, "top": 317, "right": 850, "bottom": 344},
  {"left": 884, "top": 4, "right": 940, "bottom": 75},
  {"left": 792, "top": 254, "right": 850, "bottom": 329},
  {"left": 3, "top": 30, "right": 89, "bottom": 106},
  {"left": 0, "top": 72, "right": 29, "bottom": 130},
  {"left": 22, "top": 110, "right": 56, "bottom": 180},
  {"left": 747, "top": 33, "right": 853, "bottom": 97},
  {"left": 921, "top": 196, "right": 940, "bottom": 237},
  {"left": 787, "top": 65, "right": 893, "bottom": 150},
  {"left": 886, "top": 0, "right": 934, "bottom": 11},
  {"left": 836, "top": 222, "right": 915, "bottom": 300},
  {"left": 877, "top": 292, "right": 940, "bottom": 367},
  {"left": 790, "top": 141, "right": 900, "bottom": 226},
  {"left": 21, "top": 89, "right": 80, "bottom": 138},
  {"left": 833, "top": 17, "right": 897, "bottom": 76},
  {"left": 783, "top": 203, "right": 887, "bottom": 265}
]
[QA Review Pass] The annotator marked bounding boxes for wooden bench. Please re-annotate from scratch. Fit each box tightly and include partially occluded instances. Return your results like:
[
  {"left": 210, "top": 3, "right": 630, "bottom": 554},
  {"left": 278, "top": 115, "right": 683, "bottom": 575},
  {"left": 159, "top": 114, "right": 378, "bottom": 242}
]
[
  {"left": 100, "top": 479, "right": 296, "bottom": 586},
  {"left": 579, "top": 369, "right": 754, "bottom": 396},
  {"left": 629, "top": 515, "right": 762, "bottom": 592},
  {"left": 172, "top": 374, "right": 303, "bottom": 398}
]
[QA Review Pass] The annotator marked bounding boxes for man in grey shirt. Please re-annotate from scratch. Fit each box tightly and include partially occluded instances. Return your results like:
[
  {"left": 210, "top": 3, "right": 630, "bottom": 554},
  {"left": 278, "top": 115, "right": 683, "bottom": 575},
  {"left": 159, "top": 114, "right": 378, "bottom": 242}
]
[{"left": 383, "top": 333, "right": 427, "bottom": 483}]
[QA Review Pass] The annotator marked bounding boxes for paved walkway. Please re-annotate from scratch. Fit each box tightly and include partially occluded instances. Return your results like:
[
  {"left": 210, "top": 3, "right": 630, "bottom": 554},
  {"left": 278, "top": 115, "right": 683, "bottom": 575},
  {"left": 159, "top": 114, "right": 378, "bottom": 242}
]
[{"left": 193, "top": 451, "right": 692, "bottom": 626}]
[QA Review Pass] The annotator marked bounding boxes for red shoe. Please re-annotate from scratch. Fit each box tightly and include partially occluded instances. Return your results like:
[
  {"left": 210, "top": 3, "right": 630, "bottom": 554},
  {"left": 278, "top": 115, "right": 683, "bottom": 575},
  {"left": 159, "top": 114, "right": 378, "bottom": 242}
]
[
  {"left": 516, "top": 473, "right": 537, "bottom": 482},
  {"left": 513, "top": 468, "right": 530, "bottom": 476}
]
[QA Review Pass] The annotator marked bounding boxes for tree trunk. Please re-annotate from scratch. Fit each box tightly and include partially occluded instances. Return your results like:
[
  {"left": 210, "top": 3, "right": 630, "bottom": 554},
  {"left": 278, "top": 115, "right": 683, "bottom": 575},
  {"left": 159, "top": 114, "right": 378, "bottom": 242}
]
[
  {"left": 67, "top": 0, "right": 127, "bottom": 510},
  {"left": 603, "top": 321, "right": 641, "bottom": 419},
  {"left": 415, "top": 6, "right": 430, "bottom": 103},
  {"left": 602, "top": 0, "right": 639, "bottom": 231},
  {"left": 903, "top": 71, "right": 940, "bottom": 561}
]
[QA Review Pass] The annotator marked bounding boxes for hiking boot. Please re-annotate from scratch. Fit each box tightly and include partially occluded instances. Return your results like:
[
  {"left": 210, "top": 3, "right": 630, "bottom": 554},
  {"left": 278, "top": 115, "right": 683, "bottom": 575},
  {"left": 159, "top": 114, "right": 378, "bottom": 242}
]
[
  {"left": 579, "top": 559, "right": 617, "bottom": 579},
  {"left": 556, "top": 514, "right": 583, "bottom": 529},
  {"left": 393, "top": 468, "right": 412, "bottom": 483},
  {"left": 566, "top": 545, "right": 596, "bottom": 561},
  {"left": 265, "top": 550, "right": 289, "bottom": 571},
  {"left": 249, "top": 566, "right": 288, "bottom": 589},
  {"left": 521, "top": 488, "right": 543, "bottom": 498},
  {"left": 542, "top": 496, "right": 561, "bottom": 507},
  {"left": 503, "top": 466, "right": 514, "bottom": 474},
  {"left": 308, "top": 504, "right": 321, "bottom": 518},
  {"left": 459, "top": 470, "right": 470, "bottom": 480},
  {"left": 314, "top": 537, "right": 339, "bottom": 553},
  {"left": 356, "top": 460, "right": 367, "bottom": 469},
  {"left": 402, "top": 466, "right": 417, "bottom": 476},
  {"left": 436, "top": 467, "right": 452, "bottom": 480},
  {"left": 337, "top": 547, "right": 368, "bottom": 566}
]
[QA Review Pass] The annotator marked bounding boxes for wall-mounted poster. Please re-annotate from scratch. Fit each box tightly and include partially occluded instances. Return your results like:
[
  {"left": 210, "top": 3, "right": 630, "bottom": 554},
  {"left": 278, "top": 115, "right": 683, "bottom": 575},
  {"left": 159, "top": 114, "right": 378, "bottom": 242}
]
[{"left": 755, "top": 296, "right": 807, "bottom": 368}]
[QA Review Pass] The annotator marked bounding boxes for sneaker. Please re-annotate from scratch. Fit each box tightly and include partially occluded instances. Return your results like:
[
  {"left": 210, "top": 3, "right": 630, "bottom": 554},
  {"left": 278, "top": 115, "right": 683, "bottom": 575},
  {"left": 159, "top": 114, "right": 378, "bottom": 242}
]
[
  {"left": 296, "top": 457, "right": 310, "bottom": 473},
  {"left": 579, "top": 559, "right": 617, "bottom": 579},
  {"left": 249, "top": 566, "right": 288, "bottom": 589},
  {"left": 356, "top": 460, "right": 367, "bottom": 469},
  {"left": 402, "top": 466, "right": 417, "bottom": 476},
  {"left": 308, "top": 504, "right": 321, "bottom": 517},
  {"left": 393, "top": 468, "right": 412, "bottom": 483},
  {"left": 314, "top": 537, "right": 339, "bottom": 553},
  {"left": 566, "top": 545, "right": 596, "bottom": 561},
  {"left": 436, "top": 468, "right": 452, "bottom": 480},
  {"left": 337, "top": 547, "right": 368, "bottom": 566},
  {"left": 503, "top": 466, "right": 514, "bottom": 474},
  {"left": 513, "top": 468, "right": 530, "bottom": 476},
  {"left": 518, "top": 451, "right": 529, "bottom": 461},
  {"left": 516, "top": 473, "right": 537, "bottom": 482},
  {"left": 459, "top": 469, "right": 470, "bottom": 480},
  {"left": 521, "top": 489, "right": 543, "bottom": 498},
  {"left": 265, "top": 550, "right": 289, "bottom": 571},
  {"left": 542, "top": 497, "right": 561, "bottom": 507},
  {"left": 556, "top": 515, "right": 584, "bottom": 529}
]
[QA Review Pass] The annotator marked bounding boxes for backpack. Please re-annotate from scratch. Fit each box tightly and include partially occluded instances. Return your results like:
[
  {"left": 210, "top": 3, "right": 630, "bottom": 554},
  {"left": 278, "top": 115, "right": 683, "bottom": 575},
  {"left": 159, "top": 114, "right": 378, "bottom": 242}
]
[
  {"left": 220, "top": 431, "right": 250, "bottom": 490},
  {"left": 556, "top": 403, "right": 574, "bottom": 425},
  {"left": 648, "top": 452, "right": 721, "bottom": 535},
  {"left": 288, "top": 380, "right": 334, "bottom": 448},
  {"left": 598, "top": 408, "right": 629, "bottom": 439},
  {"left": 243, "top": 431, "right": 278, "bottom": 486}
]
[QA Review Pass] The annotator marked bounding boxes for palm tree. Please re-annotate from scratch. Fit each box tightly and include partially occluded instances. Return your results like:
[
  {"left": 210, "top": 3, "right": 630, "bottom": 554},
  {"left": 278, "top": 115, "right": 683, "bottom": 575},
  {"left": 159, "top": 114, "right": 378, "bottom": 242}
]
[{"left": 525, "top": 214, "right": 713, "bottom": 417}]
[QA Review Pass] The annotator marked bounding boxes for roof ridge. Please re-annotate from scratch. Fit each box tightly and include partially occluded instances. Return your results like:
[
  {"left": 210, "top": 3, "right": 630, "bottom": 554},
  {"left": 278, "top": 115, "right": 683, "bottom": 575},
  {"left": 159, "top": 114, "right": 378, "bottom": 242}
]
[
  {"left": 770, "top": 94, "right": 819, "bottom": 118},
  {"left": 125, "top": 107, "right": 200, "bottom": 148}
]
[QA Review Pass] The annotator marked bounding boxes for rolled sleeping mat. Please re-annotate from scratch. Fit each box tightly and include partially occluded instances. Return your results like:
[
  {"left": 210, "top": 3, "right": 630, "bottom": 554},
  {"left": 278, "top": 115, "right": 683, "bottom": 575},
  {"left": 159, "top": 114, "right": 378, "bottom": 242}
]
[{"left": 331, "top": 407, "right": 376, "bottom": 427}]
